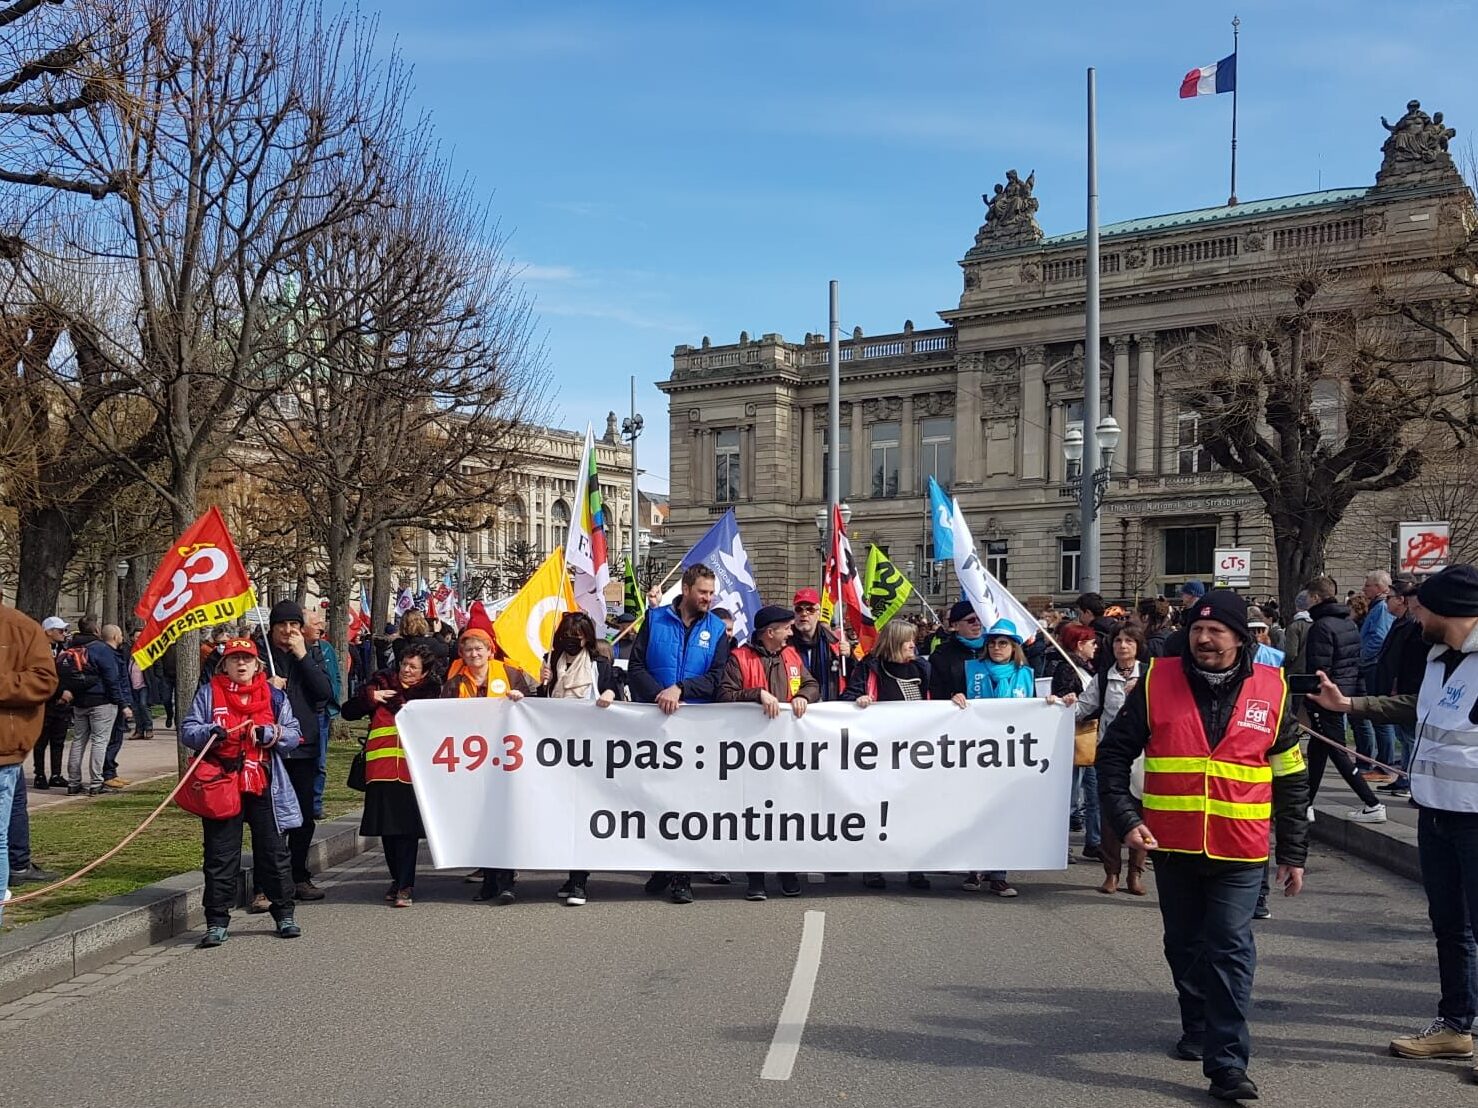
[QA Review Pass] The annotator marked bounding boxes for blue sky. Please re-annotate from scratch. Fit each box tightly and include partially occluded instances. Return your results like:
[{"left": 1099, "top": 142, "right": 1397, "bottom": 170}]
[{"left": 367, "top": 0, "right": 1473, "bottom": 491}]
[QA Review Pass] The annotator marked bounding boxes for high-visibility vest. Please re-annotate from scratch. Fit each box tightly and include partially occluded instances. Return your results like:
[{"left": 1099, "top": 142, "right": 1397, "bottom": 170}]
[
  {"left": 734, "top": 644, "right": 806, "bottom": 698},
  {"left": 364, "top": 719, "right": 411, "bottom": 785},
  {"left": 1140, "top": 658, "right": 1301, "bottom": 863},
  {"left": 451, "top": 659, "right": 514, "bottom": 699}
]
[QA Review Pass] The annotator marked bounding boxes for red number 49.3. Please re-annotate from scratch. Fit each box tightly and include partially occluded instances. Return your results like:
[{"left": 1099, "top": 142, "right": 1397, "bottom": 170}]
[{"left": 432, "top": 734, "right": 523, "bottom": 773}]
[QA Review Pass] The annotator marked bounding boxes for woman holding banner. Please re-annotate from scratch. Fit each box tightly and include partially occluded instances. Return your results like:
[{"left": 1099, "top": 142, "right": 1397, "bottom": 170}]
[
  {"left": 842, "top": 619, "right": 934, "bottom": 891},
  {"left": 341, "top": 643, "right": 443, "bottom": 907},
  {"left": 442, "top": 627, "right": 533, "bottom": 904},
  {"left": 538, "top": 611, "right": 618, "bottom": 907},
  {"left": 179, "top": 638, "right": 303, "bottom": 948}
]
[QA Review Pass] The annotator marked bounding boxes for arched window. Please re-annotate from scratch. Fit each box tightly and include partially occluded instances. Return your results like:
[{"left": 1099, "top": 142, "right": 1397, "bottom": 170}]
[
  {"left": 502, "top": 496, "right": 526, "bottom": 551},
  {"left": 550, "top": 500, "right": 571, "bottom": 552}
]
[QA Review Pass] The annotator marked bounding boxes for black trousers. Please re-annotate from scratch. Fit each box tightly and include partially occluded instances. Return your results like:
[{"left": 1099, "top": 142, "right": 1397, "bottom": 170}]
[
  {"left": 1306, "top": 707, "right": 1379, "bottom": 807},
  {"left": 202, "top": 792, "right": 294, "bottom": 928},
  {"left": 1155, "top": 853, "right": 1263, "bottom": 1078},
  {"left": 33, "top": 714, "right": 68, "bottom": 778},
  {"left": 382, "top": 835, "right": 419, "bottom": 890},
  {"left": 254, "top": 758, "right": 318, "bottom": 890}
]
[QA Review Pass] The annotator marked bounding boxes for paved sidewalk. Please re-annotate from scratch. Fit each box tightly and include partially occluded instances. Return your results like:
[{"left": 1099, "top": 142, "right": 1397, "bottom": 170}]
[{"left": 27, "top": 728, "right": 186, "bottom": 811}]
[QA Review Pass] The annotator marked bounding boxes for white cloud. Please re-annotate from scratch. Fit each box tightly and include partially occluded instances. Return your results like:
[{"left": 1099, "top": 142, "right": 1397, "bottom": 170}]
[{"left": 520, "top": 263, "right": 579, "bottom": 282}]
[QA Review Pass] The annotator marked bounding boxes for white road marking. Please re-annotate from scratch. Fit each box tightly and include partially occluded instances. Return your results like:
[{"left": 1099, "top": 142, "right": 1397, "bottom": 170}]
[{"left": 760, "top": 909, "right": 826, "bottom": 1081}]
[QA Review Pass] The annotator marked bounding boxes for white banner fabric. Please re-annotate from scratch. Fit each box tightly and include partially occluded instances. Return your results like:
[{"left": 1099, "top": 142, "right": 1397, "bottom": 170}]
[{"left": 397, "top": 698, "right": 1073, "bottom": 873}]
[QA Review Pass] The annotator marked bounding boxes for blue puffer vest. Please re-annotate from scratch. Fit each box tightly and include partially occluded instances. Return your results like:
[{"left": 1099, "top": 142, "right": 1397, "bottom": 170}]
[{"left": 643, "top": 604, "right": 726, "bottom": 701}]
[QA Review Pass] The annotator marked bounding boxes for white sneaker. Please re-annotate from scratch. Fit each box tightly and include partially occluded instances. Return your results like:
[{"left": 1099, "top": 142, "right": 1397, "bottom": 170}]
[
  {"left": 1306, "top": 806, "right": 1316, "bottom": 823},
  {"left": 1348, "top": 804, "right": 1387, "bottom": 824}
]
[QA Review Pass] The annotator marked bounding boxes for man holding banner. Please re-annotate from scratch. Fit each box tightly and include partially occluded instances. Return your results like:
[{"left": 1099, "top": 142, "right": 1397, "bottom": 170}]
[{"left": 627, "top": 563, "right": 732, "bottom": 904}]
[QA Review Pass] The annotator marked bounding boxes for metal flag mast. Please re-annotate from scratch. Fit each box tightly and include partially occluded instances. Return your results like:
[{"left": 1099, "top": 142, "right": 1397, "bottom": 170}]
[{"left": 1228, "top": 14, "right": 1240, "bottom": 206}]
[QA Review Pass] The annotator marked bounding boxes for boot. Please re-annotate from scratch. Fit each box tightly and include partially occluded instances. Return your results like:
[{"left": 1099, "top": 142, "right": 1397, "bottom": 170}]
[
  {"left": 1098, "top": 873, "right": 1119, "bottom": 895},
  {"left": 1125, "top": 863, "right": 1147, "bottom": 897}
]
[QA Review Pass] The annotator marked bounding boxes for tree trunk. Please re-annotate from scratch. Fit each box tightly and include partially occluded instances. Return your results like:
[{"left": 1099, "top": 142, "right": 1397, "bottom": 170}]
[
  {"left": 371, "top": 528, "right": 393, "bottom": 638},
  {"left": 102, "top": 570, "right": 119, "bottom": 630},
  {"left": 13, "top": 506, "right": 76, "bottom": 619},
  {"left": 1271, "top": 508, "right": 1333, "bottom": 618}
]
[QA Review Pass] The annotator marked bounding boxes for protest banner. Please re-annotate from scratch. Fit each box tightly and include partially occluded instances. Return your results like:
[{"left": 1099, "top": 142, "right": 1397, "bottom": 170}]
[{"left": 397, "top": 698, "right": 1073, "bottom": 873}]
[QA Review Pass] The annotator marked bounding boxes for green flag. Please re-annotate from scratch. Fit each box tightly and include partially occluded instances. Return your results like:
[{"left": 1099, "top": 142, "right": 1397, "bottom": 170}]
[
  {"left": 623, "top": 558, "right": 643, "bottom": 617},
  {"left": 863, "top": 545, "right": 914, "bottom": 630}
]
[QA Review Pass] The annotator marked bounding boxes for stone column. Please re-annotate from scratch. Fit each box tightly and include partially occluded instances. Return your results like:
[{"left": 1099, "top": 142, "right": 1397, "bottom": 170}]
[
  {"left": 800, "top": 405, "right": 817, "bottom": 501},
  {"left": 1111, "top": 337, "right": 1131, "bottom": 473},
  {"left": 849, "top": 403, "right": 866, "bottom": 500},
  {"left": 1048, "top": 401, "right": 1064, "bottom": 484},
  {"left": 739, "top": 424, "right": 752, "bottom": 500},
  {"left": 1020, "top": 345, "right": 1047, "bottom": 481},
  {"left": 955, "top": 353, "right": 984, "bottom": 486},
  {"left": 899, "top": 395, "right": 916, "bottom": 496},
  {"left": 1134, "top": 333, "right": 1156, "bottom": 475},
  {"left": 693, "top": 430, "right": 710, "bottom": 502}
]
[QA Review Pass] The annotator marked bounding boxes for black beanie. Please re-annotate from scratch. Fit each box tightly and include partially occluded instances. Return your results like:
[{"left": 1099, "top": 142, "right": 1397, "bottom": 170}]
[
  {"left": 1417, "top": 564, "right": 1478, "bottom": 617},
  {"left": 269, "top": 599, "right": 306, "bottom": 627},
  {"left": 1186, "top": 589, "right": 1251, "bottom": 642}
]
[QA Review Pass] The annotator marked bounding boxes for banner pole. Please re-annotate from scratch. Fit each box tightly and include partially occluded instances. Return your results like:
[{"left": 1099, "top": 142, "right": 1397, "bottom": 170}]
[{"left": 250, "top": 584, "right": 278, "bottom": 681}]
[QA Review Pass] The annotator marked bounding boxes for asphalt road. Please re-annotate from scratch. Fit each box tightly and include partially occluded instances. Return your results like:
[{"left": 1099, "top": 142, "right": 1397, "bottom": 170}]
[{"left": 2, "top": 840, "right": 1470, "bottom": 1107}]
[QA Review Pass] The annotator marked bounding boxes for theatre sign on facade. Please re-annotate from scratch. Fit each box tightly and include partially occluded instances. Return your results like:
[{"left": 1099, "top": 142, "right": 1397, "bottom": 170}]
[{"left": 658, "top": 103, "right": 1476, "bottom": 608}]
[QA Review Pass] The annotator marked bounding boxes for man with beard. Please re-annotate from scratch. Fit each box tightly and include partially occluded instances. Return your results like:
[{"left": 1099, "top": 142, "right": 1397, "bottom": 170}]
[
  {"left": 1099, "top": 590, "right": 1309, "bottom": 1102},
  {"left": 1311, "top": 564, "right": 1478, "bottom": 1074},
  {"left": 789, "top": 588, "right": 843, "bottom": 702}
]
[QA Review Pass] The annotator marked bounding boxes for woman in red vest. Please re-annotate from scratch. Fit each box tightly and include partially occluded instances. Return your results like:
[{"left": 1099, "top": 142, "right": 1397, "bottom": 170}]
[{"left": 341, "top": 642, "right": 443, "bottom": 907}]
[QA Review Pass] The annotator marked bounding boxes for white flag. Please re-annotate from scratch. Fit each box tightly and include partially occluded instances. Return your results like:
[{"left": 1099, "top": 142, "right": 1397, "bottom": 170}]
[
  {"left": 564, "top": 423, "right": 612, "bottom": 629},
  {"left": 949, "top": 497, "right": 1039, "bottom": 639}
]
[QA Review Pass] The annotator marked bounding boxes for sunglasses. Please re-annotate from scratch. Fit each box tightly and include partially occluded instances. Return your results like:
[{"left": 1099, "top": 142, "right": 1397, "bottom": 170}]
[{"left": 794, "top": 603, "right": 818, "bottom": 613}]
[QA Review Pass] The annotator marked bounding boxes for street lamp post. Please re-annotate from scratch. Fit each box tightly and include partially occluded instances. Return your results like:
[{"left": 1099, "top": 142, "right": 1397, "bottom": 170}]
[
  {"left": 1063, "top": 416, "right": 1121, "bottom": 592},
  {"left": 114, "top": 558, "right": 130, "bottom": 628},
  {"left": 621, "top": 376, "right": 644, "bottom": 574}
]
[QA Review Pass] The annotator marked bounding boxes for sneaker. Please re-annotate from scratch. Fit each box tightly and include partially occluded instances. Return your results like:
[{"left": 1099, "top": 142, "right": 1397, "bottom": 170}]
[
  {"left": 746, "top": 879, "right": 768, "bottom": 902},
  {"left": 464, "top": 868, "right": 485, "bottom": 884},
  {"left": 565, "top": 884, "right": 587, "bottom": 906},
  {"left": 1207, "top": 1067, "right": 1259, "bottom": 1101},
  {"left": 48, "top": 774, "right": 66, "bottom": 788},
  {"left": 1390, "top": 785, "right": 1412, "bottom": 798},
  {"left": 495, "top": 888, "right": 516, "bottom": 905},
  {"left": 988, "top": 880, "right": 1019, "bottom": 898},
  {"left": 393, "top": 889, "right": 413, "bottom": 908},
  {"left": 10, "top": 865, "right": 60, "bottom": 884},
  {"left": 703, "top": 872, "right": 733, "bottom": 885},
  {"left": 861, "top": 872, "right": 887, "bottom": 889},
  {"left": 780, "top": 874, "right": 802, "bottom": 897},
  {"left": 276, "top": 916, "right": 302, "bottom": 939},
  {"left": 670, "top": 879, "right": 694, "bottom": 905},
  {"left": 198, "top": 925, "right": 230, "bottom": 948},
  {"left": 907, "top": 873, "right": 932, "bottom": 890},
  {"left": 294, "top": 879, "right": 326, "bottom": 901},
  {"left": 104, "top": 777, "right": 130, "bottom": 788},
  {"left": 1069, "top": 815, "right": 1084, "bottom": 832},
  {"left": 1348, "top": 804, "right": 1387, "bottom": 824},
  {"left": 643, "top": 873, "right": 672, "bottom": 896},
  {"left": 384, "top": 882, "right": 399, "bottom": 903},
  {"left": 33, "top": 774, "right": 49, "bottom": 790},
  {"left": 1252, "top": 900, "right": 1271, "bottom": 920},
  {"left": 961, "top": 872, "right": 986, "bottom": 892},
  {"left": 1390, "top": 1018, "right": 1474, "bottom": 1059},
  {"left": 1081, "top": 843, "right": 1104, "bottom": 862},
  {"left": 556, "top": 881, "right": 575, "bottom": 899},
  {"left": 247, "top": 892, "right": 271, "bottom": 914},
  {"left": 66, "top": 784, "right": 84, "bottom": 795},
  {"left": 1172, "top": 1035, "right": 1204, "bottom": 1061}
]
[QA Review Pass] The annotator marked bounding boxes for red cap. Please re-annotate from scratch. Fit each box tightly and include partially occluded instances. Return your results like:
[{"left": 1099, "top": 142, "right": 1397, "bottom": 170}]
[
  {"left": 221, "top": 638, "right": 258, "bottom": 659},
  {"left": 793, "top": 588, "right": 821, "bottom": 607}
]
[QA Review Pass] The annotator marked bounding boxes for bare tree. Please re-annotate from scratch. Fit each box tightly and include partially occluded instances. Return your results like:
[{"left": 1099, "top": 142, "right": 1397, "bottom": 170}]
[
  {"left": 1180, "top": 241, "right": 1476, "bottom": 612},
  {"left": 251, "top": 139, "right": 546, "bottom": 682}
]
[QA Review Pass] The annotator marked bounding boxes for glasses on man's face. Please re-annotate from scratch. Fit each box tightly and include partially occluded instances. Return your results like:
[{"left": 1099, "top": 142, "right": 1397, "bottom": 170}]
[{"left": 794, "top": 604, "right": 818, "bottom": 614}]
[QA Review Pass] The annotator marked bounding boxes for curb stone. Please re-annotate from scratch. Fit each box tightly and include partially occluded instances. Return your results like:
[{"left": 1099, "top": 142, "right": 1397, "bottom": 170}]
[
  {"left": 0, "top": 811, "right": 370, "bottom": 1005},
  {"left": 1307, "top": 799, "right": 1420, "bottom": 883}
]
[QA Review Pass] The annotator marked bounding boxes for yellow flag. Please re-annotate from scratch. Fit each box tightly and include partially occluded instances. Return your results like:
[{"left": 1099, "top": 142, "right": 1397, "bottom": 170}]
[
  {"left": 492, "top": 547, "right": 577, "bottom": 676},
  {"left": 863, "top": 544, "right": 914, "bottom": 630}
]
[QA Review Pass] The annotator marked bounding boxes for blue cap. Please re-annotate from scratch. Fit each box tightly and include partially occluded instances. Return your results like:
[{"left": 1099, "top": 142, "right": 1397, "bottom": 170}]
[
  {"left": 985, "top": 618, "right": 1023, "bottom": 644},
  {"left": 1181, "top": 580, "right": 1207, "bottom": 599}
]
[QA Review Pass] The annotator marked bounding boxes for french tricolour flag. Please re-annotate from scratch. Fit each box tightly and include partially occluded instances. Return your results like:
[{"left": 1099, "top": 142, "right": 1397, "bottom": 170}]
[{"left": 1179, "top": 52, "right": 1236, "bottom": 98}]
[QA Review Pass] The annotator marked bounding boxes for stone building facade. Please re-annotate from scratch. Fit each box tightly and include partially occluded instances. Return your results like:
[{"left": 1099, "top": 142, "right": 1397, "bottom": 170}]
[{"left": 658, "top": 104, "right": 1475, "bottom": 609}]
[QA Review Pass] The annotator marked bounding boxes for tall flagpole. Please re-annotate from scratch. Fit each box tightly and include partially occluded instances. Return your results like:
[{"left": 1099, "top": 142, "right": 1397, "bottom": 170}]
[
  {"left": 828, "top": 280, "right": 842, "bottom": 636},
  {"left": 1228, "top": 14, "right": 1240, "bottom": 206},
  {"left": 1081, "top": 66, "right": 1102, "bottom": 593}
]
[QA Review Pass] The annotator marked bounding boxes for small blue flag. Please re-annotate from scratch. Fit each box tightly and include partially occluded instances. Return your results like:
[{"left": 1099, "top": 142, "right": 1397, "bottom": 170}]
[{"left": 927, "top": 476, "right": 954, "bottom": 562}]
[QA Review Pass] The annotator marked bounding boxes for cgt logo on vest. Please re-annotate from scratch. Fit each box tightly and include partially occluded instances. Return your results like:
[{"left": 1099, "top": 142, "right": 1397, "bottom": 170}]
[{"left": 1240, "top": 699, "right": 1274, "bottom": 735}]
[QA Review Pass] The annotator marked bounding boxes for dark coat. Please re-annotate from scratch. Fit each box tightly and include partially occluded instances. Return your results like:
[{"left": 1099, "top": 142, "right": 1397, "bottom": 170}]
[
  {"left": 1303, "top": 599, "right": 1361, "bottom": 695},
  {"left": 927, "top": 635, "right": 988, "bottom": 700},
  {"left": 1372, "top": 614, "right": 1426, "bottom": 699},
  {"left": 254, "top": 636, "right": 335, "bottom": 760},
  {"left": 339, "top": 668, "right": 443, "bottom": 722},
  {"left": 840, "top": 655, "right": 932, "bottom": 701}
]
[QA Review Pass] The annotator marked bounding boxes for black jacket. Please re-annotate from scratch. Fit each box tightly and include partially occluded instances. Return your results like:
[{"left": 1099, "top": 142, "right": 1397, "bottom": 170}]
[
  {"left": 840, "top": 655, "right": 932, "bottom": 701},
  {"left": 1145, "top": 628, "right": 1173, "bottom": 658},
  {"left": 791, "top": 624, "right": 844, "bottom": 701},
  {"left": 927, "top": 635, "right": 989, "bottom": 700},
  {"left": 255, "top": 637, "right": 335, "bottom": 759},
  {"left": 1303, "top": 600, "right": 1361, "bottom": 695},
  {"left": 1097, "top": 649, "right": 1311, "bottom": 867},
  {"left": 1372, "top": 615, "right": 1426, "bottom": 699}
]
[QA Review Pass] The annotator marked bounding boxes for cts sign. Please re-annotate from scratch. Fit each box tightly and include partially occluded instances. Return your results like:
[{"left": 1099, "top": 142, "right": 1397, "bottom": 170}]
[{"left": 1213, "top": 548, "right": 1252, "bottom": 587}]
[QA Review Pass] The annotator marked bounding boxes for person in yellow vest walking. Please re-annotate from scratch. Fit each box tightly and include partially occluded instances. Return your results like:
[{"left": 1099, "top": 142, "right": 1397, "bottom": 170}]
[
  {"left": 719, "top": 605, "right": 820, "bottom": 900},
  {"left": 341, "top": 642, "right": 444, "bottom": 907},
  {"left": 441, "top": 627, "right": 533, "bottom": 903},
  {"left": 1098, "top": 590, "right": 1310, "bottom": 1103}
]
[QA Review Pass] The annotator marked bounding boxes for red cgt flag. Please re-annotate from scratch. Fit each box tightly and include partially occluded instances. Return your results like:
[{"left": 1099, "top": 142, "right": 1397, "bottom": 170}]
[
  {"left": 824, "top": 503, "right": 877, "bottom": 654},
  {"left": 132, "top": 506, "right": 256, "bottom": 670}
]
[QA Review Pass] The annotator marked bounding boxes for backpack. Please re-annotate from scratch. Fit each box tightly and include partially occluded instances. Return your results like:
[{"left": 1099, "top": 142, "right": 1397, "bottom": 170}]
[{"left": 56, "top": 644, "right": 98, "bottom": 694}]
